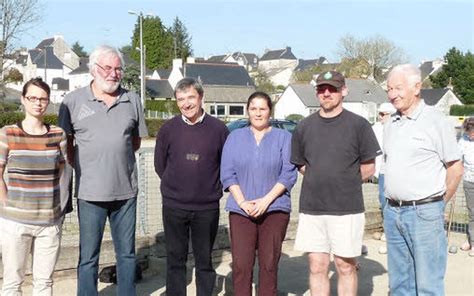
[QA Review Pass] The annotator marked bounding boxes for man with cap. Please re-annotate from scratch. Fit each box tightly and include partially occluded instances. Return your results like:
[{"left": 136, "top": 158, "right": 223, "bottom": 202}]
[{"left": 291, "top": 71, "right": 381, "bottom": 295}]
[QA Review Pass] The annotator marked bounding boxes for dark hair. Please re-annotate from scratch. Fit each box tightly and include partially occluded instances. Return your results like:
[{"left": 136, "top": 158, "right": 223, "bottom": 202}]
[
  {"left": 463, "top": 117, "right": 474, "bottom": 132},
  {"left": 246, "top": 91, "right": 272, "bottom": 111},
  {"left": 22, "top": 77, "right": 51, "bottom": 97},
  {"left": 174, "top": 77, "right": 204, "bottom": 98}
]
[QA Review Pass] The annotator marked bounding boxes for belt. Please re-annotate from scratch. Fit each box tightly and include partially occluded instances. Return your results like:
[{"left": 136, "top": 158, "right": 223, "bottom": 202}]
[{"left": 387, "top": 195, "right": 445, "bottom": 207}]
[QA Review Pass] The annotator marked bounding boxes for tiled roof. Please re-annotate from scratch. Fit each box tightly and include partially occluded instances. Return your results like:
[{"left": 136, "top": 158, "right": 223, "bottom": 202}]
[
  {"left": 69, "top": 57, "right": 89, "bottom": 75},
  {"left": 29, "top": 47, "right": 63, "bottom": 69},
  {"left": 289, "top": 79, "right": 387, "bottom": 107},
  {"left": 203, "top": 85, "right": 256, "bottom": 103},
  {"left": 260, "top": 47, "right": 297, "bottom": 61},
  {"left": 51, "top": 78, "right": 69, "bottom": 91},
  {"left": 184, "top": 63, "right": 254, "bottom": 86},
  {"left": 421, "top": 88, "right": 449, "bottom": 106},
  {"left": 146, "top": 80, "right": 174, "bottom": 99},
  {"left": 35, "top": 37, "right": 54, "bottom": 49}
]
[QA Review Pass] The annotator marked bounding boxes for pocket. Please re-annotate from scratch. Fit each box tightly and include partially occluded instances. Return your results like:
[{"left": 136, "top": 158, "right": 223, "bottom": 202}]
[{"left": 416, "top": 201, "right": 444, "bottom": 222}]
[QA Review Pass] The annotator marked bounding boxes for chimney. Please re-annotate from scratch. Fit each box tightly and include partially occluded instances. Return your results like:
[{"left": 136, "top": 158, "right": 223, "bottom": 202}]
[
  {"left": 172, "top": 58, "right": 183, "bottom": 70},
  {"left": 446, "top": 77, "right": 454, "bottom": 90}
]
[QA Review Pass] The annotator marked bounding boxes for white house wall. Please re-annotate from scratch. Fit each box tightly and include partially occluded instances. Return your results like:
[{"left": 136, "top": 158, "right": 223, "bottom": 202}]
[
  {"left": 269, "top": 68, "right": 294, "bottom": 88},
  {"left": 434, "top": 91, "right": 463, "bottom": 116},
  {"left": 343, "top": 101, "right": 377, "bottom": 124},
  {"left": 69, "top": 73, "right": 92, "bottom": 90},
  {"left": 274, "top": 87, "right": 310, "bottom": 119}
]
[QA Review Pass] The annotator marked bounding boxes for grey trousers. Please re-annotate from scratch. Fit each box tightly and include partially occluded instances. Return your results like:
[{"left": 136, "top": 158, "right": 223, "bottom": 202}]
[{"left": 463, "top": 180, "right": 474, "bottom": 245}]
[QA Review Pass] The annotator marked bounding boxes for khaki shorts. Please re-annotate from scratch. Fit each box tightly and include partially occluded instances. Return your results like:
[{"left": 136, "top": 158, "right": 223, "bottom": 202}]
[{"left": 294, "top": 213, "right": 365, "bottom": 258}]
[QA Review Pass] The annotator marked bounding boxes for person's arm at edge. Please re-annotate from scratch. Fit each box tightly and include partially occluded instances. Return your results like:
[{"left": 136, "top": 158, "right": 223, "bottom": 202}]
[
  {"left": 132, "top": 136, "right": 141, "bottom": 152},
  {"left": 360, "top": 159, "right": 376, "bottom": 181},
  {"left": 0, "top": 166, "right": 7, "bottom": 205},
  {"left": 66, "top": 135, "right": 75, "bottom": 168},
  {"left": 444, "top": 160, "right": 463, "bottom": 202},
  {"left": 154, "top": 127, "right": 168, "bottom": 178}
]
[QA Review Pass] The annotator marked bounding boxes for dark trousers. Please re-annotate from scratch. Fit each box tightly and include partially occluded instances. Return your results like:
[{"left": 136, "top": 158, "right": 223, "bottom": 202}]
[
  {"left": 229, "top": 211, "right": 290, "bottom": 296},
  {"left": 162, "top": 206, "right": 219, "bottom": 296}
]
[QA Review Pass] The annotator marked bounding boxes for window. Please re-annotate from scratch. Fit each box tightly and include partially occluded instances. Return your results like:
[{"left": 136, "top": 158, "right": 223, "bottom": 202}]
[
  {"left": 229, "top": 105, "right": 244, "bottom": 116},
  {"left": 210, "top": 105, "right": 225, "bottom": 116}
]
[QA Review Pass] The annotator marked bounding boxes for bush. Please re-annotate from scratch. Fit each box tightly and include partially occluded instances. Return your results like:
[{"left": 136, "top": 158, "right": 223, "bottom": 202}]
[
  {"left": 1, "top": 112, "right": 167, "bottom": 139},
  {"left": 145, "top": 119, "right": 167, "bottom": 137},
  {"left": 0, "top": 112, "right": 24, "bottom": 127},
  {"left": 285, "top": 114, "right": 304, "bottom": 122},
  {"left": 145, "top": 100, "right": 180, "bottom": 114},
  {"left": 450, "top": 104, "right": 474, "bottom": 116}
]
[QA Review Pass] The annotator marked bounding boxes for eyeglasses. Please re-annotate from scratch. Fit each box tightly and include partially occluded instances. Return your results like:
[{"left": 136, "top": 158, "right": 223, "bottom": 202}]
[
  {"left": 316, "top": 85, "right": 340, "bottom": 94},
  {"left": 25, "top": 96, "right": 49, "bottom": 104},
  {"left": 95, "top": 63, "right": 124, "bottom": 75}
]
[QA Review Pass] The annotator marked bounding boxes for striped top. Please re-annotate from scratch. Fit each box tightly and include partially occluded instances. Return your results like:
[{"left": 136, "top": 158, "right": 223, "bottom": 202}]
[{"left": 0, "top": 123, "right": 67, "bottom": 225}]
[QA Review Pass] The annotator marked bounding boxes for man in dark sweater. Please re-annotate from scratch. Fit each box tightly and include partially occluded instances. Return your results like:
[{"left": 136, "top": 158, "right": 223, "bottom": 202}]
[{"left": 154, "top": 77, "right": 229, "bottom": 296}]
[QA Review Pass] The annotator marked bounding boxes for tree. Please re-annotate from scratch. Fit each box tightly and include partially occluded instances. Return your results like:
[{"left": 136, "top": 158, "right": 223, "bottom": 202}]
[
  {"left": 3, "top": 67, "right": 22, "bottom": 82},
  {"left": 337, "top": 34, "right": 406, "bottom": 81},
  {"left": 71, "top": 41, "right": 87, "bottom": 57},
  {"left": 253, "top": 70, "right": 276, "bottom": 94},
  {"left": 431, "top": 47, "right": 474, "bottom": 104},
  {"left": 169, "top": 17, "right": 193, "bottom": 61},
  {"left": 130, "top": 16, "right": 174, "bottom": 69},
  {"left": 294, "top": 64, "right": 338, "bottom": 82},
  {"left": 120, "top": 45, "right": 140, "bottom": 92},
  {"left": 0, "top": 0, "right": 42, "bottom": 79}
]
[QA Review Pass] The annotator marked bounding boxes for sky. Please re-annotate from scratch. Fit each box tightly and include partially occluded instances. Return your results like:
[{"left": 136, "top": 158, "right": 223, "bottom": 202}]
[{"left": 19, "top": 0, "right": 473, "bottom": 65}]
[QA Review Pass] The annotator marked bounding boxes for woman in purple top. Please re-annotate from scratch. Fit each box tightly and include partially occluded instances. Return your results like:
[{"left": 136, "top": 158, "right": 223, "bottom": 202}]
[{"left": 221, "top": 91, "right": 297, "bottom": 296}]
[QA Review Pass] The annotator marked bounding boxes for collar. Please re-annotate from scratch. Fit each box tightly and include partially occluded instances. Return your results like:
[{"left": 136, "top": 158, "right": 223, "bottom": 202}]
[
  {"left": 181, "top": 110, "right": 206, "bottom": 125},
  {"left": 392, "top": 100, "right": 425, "bottom": 122}
]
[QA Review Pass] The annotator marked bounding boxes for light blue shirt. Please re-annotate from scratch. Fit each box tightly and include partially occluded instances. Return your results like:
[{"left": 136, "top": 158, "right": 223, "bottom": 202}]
[
  {"left": 220, "top": 127, "right": 297, "bottom": 216},
  {"left": 384, "top": 100, "right": 460, "bottom": 201}
]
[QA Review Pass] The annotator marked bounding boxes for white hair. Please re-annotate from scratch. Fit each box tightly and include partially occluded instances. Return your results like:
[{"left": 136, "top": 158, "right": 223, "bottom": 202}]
[
  {"left": 387, "top": 64, "right": 421, "bottom": 87},
  {"left": 88, "top": 45, "right": 124, "bottom": 74}
]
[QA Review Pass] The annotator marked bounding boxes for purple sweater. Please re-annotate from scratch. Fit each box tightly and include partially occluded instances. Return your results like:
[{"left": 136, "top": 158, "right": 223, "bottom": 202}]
[
  {"left": 220, "top": 127, "right": 297, "bottom": 216},
  {"left": 154, "top": 114, "right": 229, "bottom": 210}
]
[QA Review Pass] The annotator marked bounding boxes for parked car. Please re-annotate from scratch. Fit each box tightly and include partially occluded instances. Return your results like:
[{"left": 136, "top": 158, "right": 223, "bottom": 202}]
[{"left": 226, "top": 119, "right": 297, "bottom": 133}]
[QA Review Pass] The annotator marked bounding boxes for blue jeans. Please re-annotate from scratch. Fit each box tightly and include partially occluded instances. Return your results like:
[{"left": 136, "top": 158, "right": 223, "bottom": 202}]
[
  {"left": 383, "top": 200, "right": 447, "bottom": 296},
  {"left": 77, "top": 198, "right": 137, "bottom": 296},
  {"left": 378, "top": 174, "right": 387, "bottom": 210}
]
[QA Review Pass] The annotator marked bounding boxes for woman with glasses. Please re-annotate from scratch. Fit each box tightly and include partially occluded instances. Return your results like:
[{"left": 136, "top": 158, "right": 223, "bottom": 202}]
[
  {"left": 0, "top": 78, "right": 71, "bottom": 295},
  {"left": 220, "top": 91, "right": 297, "bottom": 295},
  {"left": 458, "top": 117, "right": 474, "bottom": 257}
]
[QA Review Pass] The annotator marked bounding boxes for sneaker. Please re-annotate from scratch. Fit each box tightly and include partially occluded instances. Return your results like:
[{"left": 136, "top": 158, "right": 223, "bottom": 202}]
[
  {"left": 380, "top": 233, "right": 386, "bottom": 242},
  {"left": 469, "top": 248, "right": 474, "bottom": 257},
  {"left": 378, "top": 245, "right": 387, "bottom": 254}
]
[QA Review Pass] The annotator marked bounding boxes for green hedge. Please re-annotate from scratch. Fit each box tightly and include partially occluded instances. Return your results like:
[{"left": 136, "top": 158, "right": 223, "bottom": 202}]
[
  {"left": 0, "top": 112, "right": 167, "bottom": 138},
  {"left": 145, "top": 100, "right": 180, "bottom": 114},
  {"left": 145, "top": 119, "right": 167, "bottom": 137},
  {"left": 0, "top": 113, "right": 59, "bottom": 127},
  {"left": 450, "top": 105, "right": 474, "bottom": 116}
]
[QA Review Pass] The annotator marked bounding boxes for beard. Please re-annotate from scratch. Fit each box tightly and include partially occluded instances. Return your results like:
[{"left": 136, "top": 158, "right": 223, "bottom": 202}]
[{"left": 95, "top": 75, "right": 121, "bottom": 94}]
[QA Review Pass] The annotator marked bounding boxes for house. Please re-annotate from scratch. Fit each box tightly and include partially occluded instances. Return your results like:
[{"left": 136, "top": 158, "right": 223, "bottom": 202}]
[
  {"left": 293, "top": 57, "right": 328, "bottom": 72},
  {"left": 275, "top": 79, "right": 387, "bottom": 123},
  {"left": 23, "top": 46, "right": 72, "bottom": 87},
  {"left": 258, "top": 47, "right": 298, "bottom": 87},
  {"left": 421, "top": 88, "right": 463, "bottom": 116},
  {"left": 50, "top": 77, "right": 69, "bottom": 103},
  {"left": 228, "top": 52, "right": 259, "bottom": 71},
  {"left": 419, "top": 59, "right": 444, "bottom": 86},
  {"left": 68, "top": 57, "right": 92, "bottom": 91},
  {"left": 167, "top": 58, "right": 256, "bottom": 119},
  {"left": 258, "top": 47, "right": 298, "bottom": 72},
  {"left": 35, "top": 35, "right": 80, "bottom": 70}
]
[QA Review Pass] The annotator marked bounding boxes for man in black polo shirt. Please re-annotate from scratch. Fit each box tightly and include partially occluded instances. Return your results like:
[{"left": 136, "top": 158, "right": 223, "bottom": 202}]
[
  {"left": 154, "top": 77, "right": 229, "bottom": 296},
  {"left": 291, "top": 71, "right": 380, "bottom": 295}
]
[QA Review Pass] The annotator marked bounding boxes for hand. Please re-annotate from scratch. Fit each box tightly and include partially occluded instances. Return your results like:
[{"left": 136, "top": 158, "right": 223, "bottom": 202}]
[
  {"left": 239, "top": 200, "right": 256, "bottom": 216},
  {"left": 249, "top": 196, "right": 272, "bottom": 218}
]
